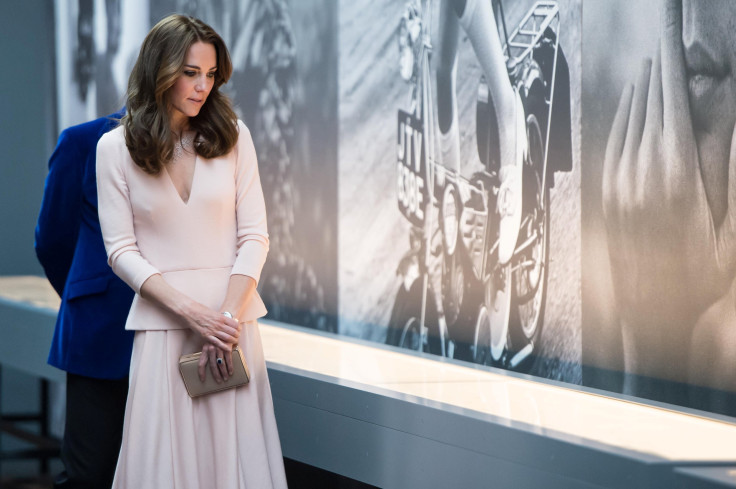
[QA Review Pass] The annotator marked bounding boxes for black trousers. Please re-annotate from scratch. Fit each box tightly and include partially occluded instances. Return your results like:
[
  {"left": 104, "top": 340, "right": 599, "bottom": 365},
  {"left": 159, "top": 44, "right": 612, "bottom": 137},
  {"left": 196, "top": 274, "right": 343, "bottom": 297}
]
[{"left": 54, "top": 373, "right": 128, "bottom": 489}]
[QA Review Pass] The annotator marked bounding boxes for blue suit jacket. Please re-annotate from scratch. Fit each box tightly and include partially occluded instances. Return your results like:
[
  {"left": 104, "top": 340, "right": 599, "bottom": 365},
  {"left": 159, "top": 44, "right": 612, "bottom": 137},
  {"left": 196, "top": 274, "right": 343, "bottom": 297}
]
[{"left": 35, "top": 111, "right": 134, "bottom": 379}]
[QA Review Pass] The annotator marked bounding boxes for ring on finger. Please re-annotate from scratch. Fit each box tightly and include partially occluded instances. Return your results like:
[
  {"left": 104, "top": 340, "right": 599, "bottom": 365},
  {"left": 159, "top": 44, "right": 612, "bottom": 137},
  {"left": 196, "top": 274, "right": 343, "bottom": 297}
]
[
  {"left": 216, "top": 357, "right": 223, "bottom": 365},
  {"left": 222, "top": 311, "right": 239, "bottom": 323}
]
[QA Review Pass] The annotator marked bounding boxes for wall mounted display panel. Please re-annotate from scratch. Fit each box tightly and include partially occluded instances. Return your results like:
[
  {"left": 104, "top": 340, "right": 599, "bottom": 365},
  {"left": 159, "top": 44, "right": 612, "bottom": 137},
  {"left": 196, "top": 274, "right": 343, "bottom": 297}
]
[{"left": 49, "top": 0, "right": 736, "bottom": 420}]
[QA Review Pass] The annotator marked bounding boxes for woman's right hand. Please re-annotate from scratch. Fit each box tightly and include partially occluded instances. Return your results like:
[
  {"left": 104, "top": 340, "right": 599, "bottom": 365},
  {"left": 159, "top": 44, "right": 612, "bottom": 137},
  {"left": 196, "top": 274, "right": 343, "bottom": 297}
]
[
  {"left": 198, "top": 344, "right": 234, "bottom": 383},
  {"left": 183, "top": 301, "right": 241, "bottom": 350}
]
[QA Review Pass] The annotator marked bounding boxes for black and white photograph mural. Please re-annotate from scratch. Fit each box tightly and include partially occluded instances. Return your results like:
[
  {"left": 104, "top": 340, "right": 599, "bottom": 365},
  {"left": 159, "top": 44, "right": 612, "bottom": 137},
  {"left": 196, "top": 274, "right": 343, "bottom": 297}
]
[
  {"left": 56, "top": 0, "right": 340, "bottom": 332},
  {"left": 339, "top": 0, "right": 582, "bottom": 383},
  {"left": 582, "top": 0, "right": 736, "bottom": 416},
  {"left": 50, "top": 0, "right": 736, "bottom": 417},
  {"left": 55, "top": 0, "right": 149, "bottom": 129}
]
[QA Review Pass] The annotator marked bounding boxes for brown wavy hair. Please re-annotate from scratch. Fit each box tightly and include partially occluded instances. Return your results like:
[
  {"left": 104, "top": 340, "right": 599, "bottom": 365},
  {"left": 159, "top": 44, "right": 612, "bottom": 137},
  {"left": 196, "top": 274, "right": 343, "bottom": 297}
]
[{"left": 122, "top": 15, "right": 238, "bottom": 174}]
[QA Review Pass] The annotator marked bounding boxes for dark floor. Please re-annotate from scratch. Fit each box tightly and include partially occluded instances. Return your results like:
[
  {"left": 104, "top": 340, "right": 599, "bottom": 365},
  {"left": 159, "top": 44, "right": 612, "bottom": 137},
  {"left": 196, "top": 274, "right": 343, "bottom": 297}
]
[
  {"left": 284, "top": 459, "right": 378, "bottom": 489},
  {"left": 0, "top": 477, "right": 52, "bottom": 489},
  {"left": 0, "top": 458, "right": 378, "bottom": 489}
]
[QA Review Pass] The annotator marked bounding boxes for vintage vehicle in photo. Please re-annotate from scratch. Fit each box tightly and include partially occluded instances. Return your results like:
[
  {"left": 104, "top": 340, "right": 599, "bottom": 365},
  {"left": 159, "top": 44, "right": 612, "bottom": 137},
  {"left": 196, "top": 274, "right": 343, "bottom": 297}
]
[{"left": 387, "top": 0, "right": 572, "bottom": 370}]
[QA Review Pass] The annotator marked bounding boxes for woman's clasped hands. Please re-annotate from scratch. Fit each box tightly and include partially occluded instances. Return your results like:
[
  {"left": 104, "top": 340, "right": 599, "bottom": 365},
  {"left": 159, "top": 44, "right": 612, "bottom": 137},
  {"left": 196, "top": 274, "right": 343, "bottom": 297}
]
[{"left": 184, "top": 302, "right": 242, "bottom": 383}]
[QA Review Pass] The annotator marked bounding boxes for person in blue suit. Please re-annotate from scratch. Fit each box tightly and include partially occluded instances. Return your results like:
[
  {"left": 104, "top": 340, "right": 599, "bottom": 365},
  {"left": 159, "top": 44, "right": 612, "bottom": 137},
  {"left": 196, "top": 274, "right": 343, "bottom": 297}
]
[{"left": 35, "top": 110, "right": 134, "bottom": 489}]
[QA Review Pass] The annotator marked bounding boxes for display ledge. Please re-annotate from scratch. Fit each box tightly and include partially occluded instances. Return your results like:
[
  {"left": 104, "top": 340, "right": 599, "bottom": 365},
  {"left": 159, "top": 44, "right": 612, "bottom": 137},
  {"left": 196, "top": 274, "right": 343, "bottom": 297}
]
[
  {"left": 2, "top": 276, "right": 736, "bottom": 488},
  {"left": 263, "top": 322, "right": 736, "bottom": 488}
]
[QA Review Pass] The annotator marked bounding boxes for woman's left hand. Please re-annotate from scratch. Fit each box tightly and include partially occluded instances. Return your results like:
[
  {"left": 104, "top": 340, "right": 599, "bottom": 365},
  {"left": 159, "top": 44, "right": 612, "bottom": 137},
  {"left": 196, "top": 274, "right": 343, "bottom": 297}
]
[{"left": 198, "top": 344, "right": 234, "bottom": 383}]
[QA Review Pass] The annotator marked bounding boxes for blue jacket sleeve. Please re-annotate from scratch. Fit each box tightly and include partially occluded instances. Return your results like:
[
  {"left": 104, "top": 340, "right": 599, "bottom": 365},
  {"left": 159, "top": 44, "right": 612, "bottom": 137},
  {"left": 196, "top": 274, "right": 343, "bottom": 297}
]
[{"left": 35, "top": 127, "right": 86, "bottom": 295}]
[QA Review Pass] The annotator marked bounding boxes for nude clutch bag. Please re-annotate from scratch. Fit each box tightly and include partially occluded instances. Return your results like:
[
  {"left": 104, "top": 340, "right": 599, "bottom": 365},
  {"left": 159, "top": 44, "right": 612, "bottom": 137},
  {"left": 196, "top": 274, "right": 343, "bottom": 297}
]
[{"left": 179, "top": 346, "right": 250, "bottom": 398}]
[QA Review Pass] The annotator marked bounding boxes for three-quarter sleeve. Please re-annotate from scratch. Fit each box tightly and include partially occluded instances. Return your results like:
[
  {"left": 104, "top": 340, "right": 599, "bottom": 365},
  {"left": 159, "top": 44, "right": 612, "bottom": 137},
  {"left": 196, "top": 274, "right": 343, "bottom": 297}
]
[
  {"left": 231, "top": 120, "right": 269, "bottom": 284},
  {"left": 96, "top": 131, "right": 160, "bottom": 294}
]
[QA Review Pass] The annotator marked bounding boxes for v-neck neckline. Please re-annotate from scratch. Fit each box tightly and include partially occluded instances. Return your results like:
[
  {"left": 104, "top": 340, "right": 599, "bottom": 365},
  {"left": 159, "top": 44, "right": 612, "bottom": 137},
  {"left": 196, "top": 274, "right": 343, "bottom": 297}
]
[{"left": 164, "top": 154, "right": 198, "bottom": 206}]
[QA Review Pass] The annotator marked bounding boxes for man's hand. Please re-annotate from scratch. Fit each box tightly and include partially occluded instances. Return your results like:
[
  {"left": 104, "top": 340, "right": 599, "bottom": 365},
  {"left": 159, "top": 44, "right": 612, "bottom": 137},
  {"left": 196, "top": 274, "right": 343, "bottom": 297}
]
[{"left": 602, "top": 0, "right": 736, "bottom": 331}]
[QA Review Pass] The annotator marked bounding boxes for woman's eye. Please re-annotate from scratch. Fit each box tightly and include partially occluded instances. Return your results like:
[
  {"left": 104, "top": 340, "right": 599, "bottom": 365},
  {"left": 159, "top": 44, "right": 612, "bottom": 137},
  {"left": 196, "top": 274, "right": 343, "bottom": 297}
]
[
  {"left": 183, "top": 70, "right": 196, "bottom": 77},
  {"left": 207, "top": 72, "right": 216, "bottom": 79}
]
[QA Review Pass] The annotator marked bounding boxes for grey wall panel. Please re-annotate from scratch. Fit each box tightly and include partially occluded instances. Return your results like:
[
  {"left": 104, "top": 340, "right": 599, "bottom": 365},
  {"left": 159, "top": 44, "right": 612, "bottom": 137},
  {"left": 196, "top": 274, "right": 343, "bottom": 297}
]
[
  {"left": 275, "top": 397, "right": 607, "bottom": 489},
  {"left": 675, "top": 467, "right": 736, "bottom": 489},
  {"left": 0, "top": 0, "right": 56, "bottom": 276},
  {"left": 0, "top": 299, "right": 61, "bottom": 382}
]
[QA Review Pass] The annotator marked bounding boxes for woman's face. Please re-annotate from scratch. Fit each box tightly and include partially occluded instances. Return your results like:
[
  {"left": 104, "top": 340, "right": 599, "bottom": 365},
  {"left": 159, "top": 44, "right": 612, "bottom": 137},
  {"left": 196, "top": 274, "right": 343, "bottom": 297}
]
[
  {"left": 168, "top": 41, "right": 217, "bottom": 130},
  {"left": 682, "top": 0, "right": 736, "bottom": 225}
]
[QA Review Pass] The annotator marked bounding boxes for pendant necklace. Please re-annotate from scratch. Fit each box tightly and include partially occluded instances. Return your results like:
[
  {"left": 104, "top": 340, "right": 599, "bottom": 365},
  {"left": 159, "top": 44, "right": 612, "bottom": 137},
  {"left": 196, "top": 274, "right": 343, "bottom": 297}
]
[{"left": 173, "top": 132, "right": 195, "bottom": 160}]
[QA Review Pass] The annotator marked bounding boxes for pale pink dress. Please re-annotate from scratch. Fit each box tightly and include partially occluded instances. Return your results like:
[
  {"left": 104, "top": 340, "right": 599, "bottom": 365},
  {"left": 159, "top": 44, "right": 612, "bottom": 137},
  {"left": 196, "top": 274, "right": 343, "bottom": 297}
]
[{"left": 96, "top": 121, "right": 287, "bottom": 488}]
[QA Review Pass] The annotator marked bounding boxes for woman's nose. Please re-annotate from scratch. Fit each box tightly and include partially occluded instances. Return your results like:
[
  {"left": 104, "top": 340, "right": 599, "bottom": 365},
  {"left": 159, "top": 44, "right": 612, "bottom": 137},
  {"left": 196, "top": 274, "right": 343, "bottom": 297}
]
[{"left": 195, "top": 75, "right": 207, "bottom": 91}]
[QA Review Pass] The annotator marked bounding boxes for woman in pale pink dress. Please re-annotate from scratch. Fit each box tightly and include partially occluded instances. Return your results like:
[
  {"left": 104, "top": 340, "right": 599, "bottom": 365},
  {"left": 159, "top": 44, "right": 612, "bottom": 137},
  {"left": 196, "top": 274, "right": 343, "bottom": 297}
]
[{"left": 96, "top": 14, "right": 287, "bottom": 488}]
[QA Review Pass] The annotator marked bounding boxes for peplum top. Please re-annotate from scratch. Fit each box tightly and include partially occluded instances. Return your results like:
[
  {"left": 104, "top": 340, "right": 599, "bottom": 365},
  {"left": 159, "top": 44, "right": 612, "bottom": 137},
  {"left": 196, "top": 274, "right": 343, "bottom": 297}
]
[{"left": 96, "top": 120, "right": 268, "bottom": 330}]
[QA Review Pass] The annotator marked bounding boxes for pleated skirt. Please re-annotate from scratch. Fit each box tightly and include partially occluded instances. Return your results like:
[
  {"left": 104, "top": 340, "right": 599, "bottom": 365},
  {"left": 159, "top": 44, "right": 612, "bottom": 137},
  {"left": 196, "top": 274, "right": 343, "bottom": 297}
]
[{"left": 111, "top": 322, "right": 288, "bottom": 489}]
